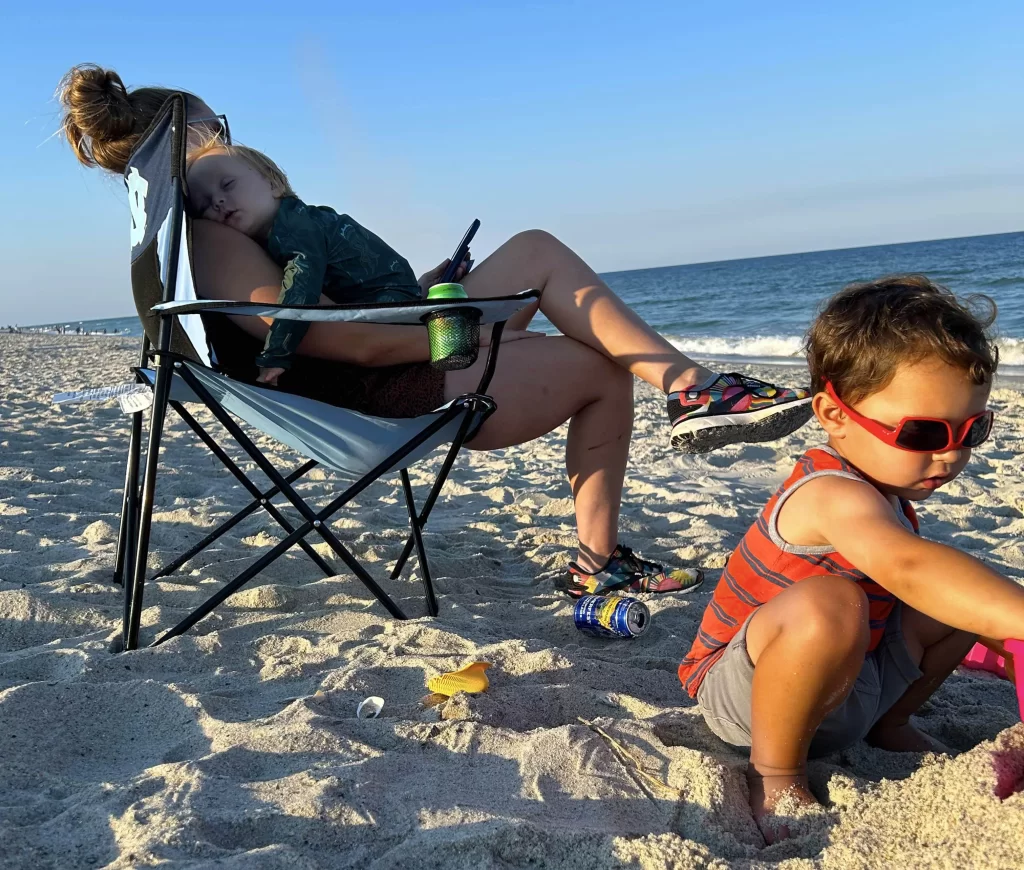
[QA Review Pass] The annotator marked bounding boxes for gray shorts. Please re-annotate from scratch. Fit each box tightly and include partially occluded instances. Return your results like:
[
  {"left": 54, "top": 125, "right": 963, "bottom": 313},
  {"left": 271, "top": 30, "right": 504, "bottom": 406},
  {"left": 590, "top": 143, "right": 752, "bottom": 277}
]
[{"left": 696, "top": 602, "right": 923, "bottom": 757}]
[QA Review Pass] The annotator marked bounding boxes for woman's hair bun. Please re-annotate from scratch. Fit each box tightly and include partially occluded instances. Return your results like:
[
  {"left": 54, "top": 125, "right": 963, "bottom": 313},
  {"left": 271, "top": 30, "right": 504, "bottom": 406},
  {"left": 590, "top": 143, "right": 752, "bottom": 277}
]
[
  {"left": 58, "top": 63, "right": 186, "bottom": 174},
  {"left": 60, "top": 63, "right": 136, "bottom": 142},
  {"left": 59, "top": 63, "right": 153, "bottom": 172}
]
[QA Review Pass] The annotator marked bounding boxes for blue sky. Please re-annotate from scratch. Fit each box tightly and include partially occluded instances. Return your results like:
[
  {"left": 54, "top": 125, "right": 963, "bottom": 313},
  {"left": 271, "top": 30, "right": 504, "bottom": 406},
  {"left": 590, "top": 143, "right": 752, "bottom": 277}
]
[{"left": 3, "top": 0, "right": 1022, "bottom": 323}]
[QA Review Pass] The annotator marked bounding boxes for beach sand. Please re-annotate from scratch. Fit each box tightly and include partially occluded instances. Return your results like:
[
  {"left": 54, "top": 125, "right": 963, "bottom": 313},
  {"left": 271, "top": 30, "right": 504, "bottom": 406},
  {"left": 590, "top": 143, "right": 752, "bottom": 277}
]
[{"left": 1, "top": 332, "right": 1022, "bottom": 869}]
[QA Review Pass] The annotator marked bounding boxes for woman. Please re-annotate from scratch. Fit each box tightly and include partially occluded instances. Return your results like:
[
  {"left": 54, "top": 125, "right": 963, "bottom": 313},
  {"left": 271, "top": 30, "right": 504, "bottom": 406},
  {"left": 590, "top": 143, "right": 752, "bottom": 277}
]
[{"left": 59, "top": 63, "right": 812, "bottom": 597}]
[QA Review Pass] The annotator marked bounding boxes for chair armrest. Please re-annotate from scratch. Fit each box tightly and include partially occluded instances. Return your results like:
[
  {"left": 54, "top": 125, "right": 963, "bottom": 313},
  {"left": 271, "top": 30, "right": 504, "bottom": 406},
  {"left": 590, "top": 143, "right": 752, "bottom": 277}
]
[{"left": 152, "top": 290, "right": 539, "bottom": 326}]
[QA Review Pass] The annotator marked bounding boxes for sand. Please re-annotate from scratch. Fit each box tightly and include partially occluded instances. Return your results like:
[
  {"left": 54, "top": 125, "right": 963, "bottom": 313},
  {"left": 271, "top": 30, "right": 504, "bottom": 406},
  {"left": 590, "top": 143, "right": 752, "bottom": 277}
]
[{"left": 0, "top": 332, "right": 1022, "bottom": 869}]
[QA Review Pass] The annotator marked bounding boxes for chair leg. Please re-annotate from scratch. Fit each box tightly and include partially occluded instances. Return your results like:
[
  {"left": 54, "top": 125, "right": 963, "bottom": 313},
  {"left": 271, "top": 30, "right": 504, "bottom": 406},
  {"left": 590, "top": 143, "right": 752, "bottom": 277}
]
[
  {"left": 112, "top": 464, "right": 141, "bottom": 653},
  {"left": 392, "top": 406, "right": 480, "bottom": 579},
  {"left": 149, "top": 454, "right": 329, "bottom": 580},
  {"left": 152, "top": 494, "right": 410, "bottom": 646},
  {"left": 151, "top": 522, "right": 312, "bottom": 646},
  {"left": 401, "top": 469, "right": 438, "bottom": 617},
  {"left": 122, "top": 361, "right": 176, "bottom": 651},
  {"left": 120, "top": 479, "right": 140, "bottom": 622},
  {"left": 177, "top": 364, "right": 431, "bottom": 620},
  {"left": 147, "top": 365, "right": 484, "bottom": 642},
  {"left": 113, "top": 408, "right": 145, "bottom": 587},
  {"left": 168, "top": 404, "right": 332, "bottom": 577},
  {"left": 181, "top": 365, "right": 471, "bottom": 603}
]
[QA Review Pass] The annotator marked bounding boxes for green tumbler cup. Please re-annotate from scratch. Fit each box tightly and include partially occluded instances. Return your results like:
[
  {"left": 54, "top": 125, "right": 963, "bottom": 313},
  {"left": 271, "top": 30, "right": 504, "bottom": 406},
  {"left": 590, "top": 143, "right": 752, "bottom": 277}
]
[{"left": 424, "top": 283, "right": 481, "bottom": 371}]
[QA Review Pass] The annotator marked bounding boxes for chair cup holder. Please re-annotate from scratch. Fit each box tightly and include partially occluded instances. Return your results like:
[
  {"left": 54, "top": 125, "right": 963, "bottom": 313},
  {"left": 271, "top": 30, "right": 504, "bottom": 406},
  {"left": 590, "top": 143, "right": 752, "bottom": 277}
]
[{"left": 424, "top": 307, "right": 482, "bottom": 372}]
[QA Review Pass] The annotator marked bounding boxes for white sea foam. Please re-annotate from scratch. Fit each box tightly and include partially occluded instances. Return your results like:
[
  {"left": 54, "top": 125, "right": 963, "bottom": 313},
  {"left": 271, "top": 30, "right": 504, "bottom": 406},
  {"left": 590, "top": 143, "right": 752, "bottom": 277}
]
[
  {"left": 667, "top": 334, "right": 1024, "bottom": 369},
  {"left": 666, "top": 334, "right": 806, "bottom": 363},
  {"left": 997, "top": 337, "right": 1024, "bottom": 367}
]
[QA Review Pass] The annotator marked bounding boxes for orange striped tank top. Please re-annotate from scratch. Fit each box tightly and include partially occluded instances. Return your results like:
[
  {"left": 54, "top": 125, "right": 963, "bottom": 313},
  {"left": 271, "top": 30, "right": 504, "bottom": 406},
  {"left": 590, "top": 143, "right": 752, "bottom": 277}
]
[{"left": 678, "top": 445, "right": 918, "bottom": 697}]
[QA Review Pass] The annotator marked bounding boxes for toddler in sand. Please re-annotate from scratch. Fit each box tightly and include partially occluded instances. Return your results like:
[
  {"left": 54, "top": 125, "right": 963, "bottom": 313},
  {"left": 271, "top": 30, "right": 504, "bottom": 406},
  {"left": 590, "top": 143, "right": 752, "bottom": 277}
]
[
  {"left": 679, "top": 275, "right": 1024, "bottom": 843},
  {"left": 185, "top": 139, "right": 424, "bottom": 386}
]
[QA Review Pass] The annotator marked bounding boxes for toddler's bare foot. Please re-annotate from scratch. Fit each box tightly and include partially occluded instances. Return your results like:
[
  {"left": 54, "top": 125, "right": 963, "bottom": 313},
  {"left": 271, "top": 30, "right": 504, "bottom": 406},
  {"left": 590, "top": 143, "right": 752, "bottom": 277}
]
[
  {"left": 746, "top": 764, "right": 819, "bottom": 845},
  {"left": 867, "top": 721, "right": 950, "bottom": 754}
]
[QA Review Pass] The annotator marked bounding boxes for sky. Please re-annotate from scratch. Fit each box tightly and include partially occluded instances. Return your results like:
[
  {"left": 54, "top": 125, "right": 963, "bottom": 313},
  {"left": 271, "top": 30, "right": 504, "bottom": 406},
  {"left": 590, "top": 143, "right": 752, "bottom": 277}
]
[{"left": 2, "top": 0, "right": 1022, "bottom": 324}]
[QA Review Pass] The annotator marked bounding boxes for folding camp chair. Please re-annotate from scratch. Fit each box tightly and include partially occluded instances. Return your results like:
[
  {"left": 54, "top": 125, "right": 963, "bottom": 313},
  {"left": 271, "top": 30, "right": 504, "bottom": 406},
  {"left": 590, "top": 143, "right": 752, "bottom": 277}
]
[{"left": 110, "top": 93, "right": 537, "bottom": 652}]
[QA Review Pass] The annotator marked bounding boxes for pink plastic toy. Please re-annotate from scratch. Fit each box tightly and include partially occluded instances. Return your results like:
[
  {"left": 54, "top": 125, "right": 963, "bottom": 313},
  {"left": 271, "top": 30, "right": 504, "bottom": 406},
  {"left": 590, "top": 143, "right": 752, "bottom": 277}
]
[
  {"left": 1005, "top": 639, "right": 1024, "bottom": 720},
  {"left": 969, "top": 639, "right": 1024, "bottom": 800},
  {"left": 962, "top": 639, "right": 1024, "bottom": 719},
  {"left": 962, "top": 641, "right": 1009, "bottom": 680}
]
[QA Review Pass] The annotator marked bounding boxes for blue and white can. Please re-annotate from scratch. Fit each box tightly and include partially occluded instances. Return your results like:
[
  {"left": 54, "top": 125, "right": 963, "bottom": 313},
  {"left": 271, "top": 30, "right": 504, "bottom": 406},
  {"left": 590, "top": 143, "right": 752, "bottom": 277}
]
[{"left": 573, "top": 595, "right": 650, "bottom": 639}]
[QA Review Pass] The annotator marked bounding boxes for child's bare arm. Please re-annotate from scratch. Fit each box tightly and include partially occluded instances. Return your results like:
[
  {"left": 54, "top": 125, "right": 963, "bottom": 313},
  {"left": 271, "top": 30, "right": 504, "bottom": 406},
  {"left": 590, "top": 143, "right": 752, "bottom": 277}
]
[
  {"left": 255, "top": 251, "right": 327, "bottom": 372},
  {"left": 806, "top": 476, "right": 1024, "bottom": 640}
]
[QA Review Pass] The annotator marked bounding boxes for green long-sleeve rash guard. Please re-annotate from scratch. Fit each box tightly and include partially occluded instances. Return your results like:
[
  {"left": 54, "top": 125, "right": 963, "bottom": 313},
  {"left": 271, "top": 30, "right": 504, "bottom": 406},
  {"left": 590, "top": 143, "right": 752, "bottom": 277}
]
[{"left": 256, "top": 196, "right": 422, "bottom": 370}]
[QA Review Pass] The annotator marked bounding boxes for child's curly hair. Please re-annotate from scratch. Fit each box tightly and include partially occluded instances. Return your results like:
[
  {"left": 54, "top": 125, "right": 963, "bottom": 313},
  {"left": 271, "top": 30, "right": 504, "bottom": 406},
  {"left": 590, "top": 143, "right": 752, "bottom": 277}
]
[{"left": 805, "top": 274, "right": 998, "bottom": 403}]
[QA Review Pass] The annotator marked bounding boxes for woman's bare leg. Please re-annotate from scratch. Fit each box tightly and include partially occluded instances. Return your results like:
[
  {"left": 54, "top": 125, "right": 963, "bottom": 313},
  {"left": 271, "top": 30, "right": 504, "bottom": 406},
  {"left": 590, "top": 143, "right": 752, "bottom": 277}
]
[
  {"left": 460, "top": 230, "right": 812, "bottom": 454},
  {"left": 446, "top": 336, "right": 632, "bottom": 572},
  {"left": 192, "top": 223, "right": 628, "bottom": 568},
  {"left": 461, "top": 230, "right": 710, "bottom": 394},
  {"left": 192, "top": 219, "right": 690, "bottom": 394}
]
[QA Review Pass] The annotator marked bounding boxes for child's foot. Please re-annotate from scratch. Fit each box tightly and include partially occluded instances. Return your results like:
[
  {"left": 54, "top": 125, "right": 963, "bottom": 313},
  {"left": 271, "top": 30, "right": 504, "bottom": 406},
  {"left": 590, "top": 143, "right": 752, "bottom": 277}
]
[
  {"left": 866, "top": 721, "right": 950, "bottom": 754},
  {"left": 746, "top": 766, "right": 819, "bottom": 845},
  {"left": 668, "top": 373, "right": 813, "bottom": 454},
  {"left": 559, "top": 543, "right": 704, "bottom": 599}
]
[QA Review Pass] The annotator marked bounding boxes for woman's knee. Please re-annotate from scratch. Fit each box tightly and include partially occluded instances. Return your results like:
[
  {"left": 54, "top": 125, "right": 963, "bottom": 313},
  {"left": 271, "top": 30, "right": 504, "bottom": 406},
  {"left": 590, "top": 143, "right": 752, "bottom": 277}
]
[
  {"left": 605, "top": 352, "right": 634, "bottom": 395},
  {"left": 577, "top": 344, "right": 634, "bottom": 408},
  {"left": 506, "top": 229, "right": 564, "bottom": 262},
  {"left": 461, "top": 337, "right": 635, "bottom": 448}
]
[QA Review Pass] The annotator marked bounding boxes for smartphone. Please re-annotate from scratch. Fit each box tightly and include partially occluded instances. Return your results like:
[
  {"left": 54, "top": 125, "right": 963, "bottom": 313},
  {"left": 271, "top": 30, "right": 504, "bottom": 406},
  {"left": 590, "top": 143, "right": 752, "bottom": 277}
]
[{"left": 440, "top": 218, "right": 480, "bottom": 284}]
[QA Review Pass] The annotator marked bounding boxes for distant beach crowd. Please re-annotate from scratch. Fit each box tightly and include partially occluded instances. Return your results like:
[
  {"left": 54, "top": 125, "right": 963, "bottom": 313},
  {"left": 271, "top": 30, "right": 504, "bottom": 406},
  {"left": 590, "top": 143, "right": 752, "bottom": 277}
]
[{"left": 2, "top": 325, "right": 128, "bottom": 335}]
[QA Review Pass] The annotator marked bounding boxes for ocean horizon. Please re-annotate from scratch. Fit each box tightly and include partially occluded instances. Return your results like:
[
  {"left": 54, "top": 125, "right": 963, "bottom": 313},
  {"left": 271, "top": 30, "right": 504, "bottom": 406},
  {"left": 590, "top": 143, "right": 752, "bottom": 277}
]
[{"left": 13, "top": 229, "right": 1024, "bottom": 370}]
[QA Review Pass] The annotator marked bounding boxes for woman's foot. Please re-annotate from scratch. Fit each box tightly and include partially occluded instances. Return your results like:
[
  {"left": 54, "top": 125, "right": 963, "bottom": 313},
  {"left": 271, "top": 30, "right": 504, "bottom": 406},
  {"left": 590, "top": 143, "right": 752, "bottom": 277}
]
[
  {"left": 668, "top": 373, "right": 813, "bottom": 454},
  {"left": 560, "top": 544, "right": 704, "bottom": 598},
  {"left": 746, "top": 766, "right": 819, "bottom": 845}
]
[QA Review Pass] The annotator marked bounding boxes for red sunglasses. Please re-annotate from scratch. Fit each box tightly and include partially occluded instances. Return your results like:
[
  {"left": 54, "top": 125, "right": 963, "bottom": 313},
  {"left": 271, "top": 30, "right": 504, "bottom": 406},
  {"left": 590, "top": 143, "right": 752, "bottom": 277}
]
[{"left": 824, "top": 382, "right": 993, "bottom": 453}]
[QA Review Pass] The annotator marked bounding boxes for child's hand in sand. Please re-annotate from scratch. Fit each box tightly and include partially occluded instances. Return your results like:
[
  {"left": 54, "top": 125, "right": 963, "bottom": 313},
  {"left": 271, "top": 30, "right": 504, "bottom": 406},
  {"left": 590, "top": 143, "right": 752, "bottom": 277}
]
[{"left": 257, "top": 366, "right": 286, "bottom": 387}]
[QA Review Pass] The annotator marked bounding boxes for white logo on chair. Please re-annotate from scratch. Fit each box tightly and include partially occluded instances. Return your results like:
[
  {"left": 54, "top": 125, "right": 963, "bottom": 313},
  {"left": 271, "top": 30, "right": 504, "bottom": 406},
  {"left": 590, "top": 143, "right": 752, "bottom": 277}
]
[{"left": 127, "top": 167, "right": 149, "bottom": 248}]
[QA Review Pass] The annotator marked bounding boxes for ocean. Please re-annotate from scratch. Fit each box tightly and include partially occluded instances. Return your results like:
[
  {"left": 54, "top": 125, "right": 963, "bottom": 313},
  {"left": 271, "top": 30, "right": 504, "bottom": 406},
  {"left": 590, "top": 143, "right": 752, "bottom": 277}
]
[{"left": 20, "top": 230, "right": 1024, "bottom": 371}]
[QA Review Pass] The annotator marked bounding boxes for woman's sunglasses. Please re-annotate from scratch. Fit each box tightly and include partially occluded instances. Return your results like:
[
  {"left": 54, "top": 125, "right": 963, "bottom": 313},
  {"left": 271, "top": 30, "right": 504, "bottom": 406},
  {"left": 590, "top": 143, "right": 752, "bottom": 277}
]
[
  {"left": 188, "top": 113, "right": 231, "bottom": 145},
  {"left": 824, "top": 381, "right": 993, "bottom": 453}
]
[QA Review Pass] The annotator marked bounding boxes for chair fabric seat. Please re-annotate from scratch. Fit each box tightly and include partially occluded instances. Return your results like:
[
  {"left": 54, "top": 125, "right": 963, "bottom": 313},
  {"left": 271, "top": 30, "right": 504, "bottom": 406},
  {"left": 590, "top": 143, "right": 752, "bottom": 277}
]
[{"left": 182, "top": 363, "right": 485, "bottom": 480}]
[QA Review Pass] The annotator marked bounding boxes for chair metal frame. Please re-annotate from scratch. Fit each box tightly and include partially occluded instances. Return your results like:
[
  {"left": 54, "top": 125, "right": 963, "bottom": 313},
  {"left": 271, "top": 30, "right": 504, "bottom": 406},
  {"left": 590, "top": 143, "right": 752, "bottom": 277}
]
[{"left": 110, "top": 93, "right": 536, "bottom": 651}]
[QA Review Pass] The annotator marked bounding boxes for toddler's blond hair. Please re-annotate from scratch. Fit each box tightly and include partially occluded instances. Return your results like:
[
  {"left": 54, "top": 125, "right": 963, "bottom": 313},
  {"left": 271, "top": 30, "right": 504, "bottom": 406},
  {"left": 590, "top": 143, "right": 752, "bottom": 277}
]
[{"left": 186, "top": 135, "right": 296, "bottom": 198}]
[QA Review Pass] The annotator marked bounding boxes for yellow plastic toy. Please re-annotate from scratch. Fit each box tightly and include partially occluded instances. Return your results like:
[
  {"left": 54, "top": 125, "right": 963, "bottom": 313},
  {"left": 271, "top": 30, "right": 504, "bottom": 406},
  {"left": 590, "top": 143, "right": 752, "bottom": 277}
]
[{"left": 427, "top": 661, "right": 491, "bottom": 697}]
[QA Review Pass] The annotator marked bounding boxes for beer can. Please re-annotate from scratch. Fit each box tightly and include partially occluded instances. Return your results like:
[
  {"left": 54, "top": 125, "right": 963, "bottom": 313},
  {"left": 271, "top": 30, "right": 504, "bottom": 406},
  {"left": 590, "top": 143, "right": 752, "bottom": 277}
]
[
  {"left": 573, "top": 595, "right": 650, "bottom": 639},
  {"left": 424, "top": 282, "right": 480, "bottom": 371}
]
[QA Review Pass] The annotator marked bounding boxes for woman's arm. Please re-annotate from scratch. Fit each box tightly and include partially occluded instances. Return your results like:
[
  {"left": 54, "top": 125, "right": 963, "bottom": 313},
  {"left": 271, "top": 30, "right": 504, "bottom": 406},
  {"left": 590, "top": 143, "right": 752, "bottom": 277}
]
[{"left": 191, "top": 219, "right": 431, "bottom": 367}]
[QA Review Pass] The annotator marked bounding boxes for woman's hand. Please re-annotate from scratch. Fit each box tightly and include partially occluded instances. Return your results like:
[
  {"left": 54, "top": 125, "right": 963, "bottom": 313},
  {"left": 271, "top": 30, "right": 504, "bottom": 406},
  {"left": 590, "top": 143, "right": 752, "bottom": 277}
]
[
  {"left": 480, "top": 326, "right": 545, "bottom": 347},
  {"left": 418, "top": 254, "right": 472, "bottom": 293}
]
